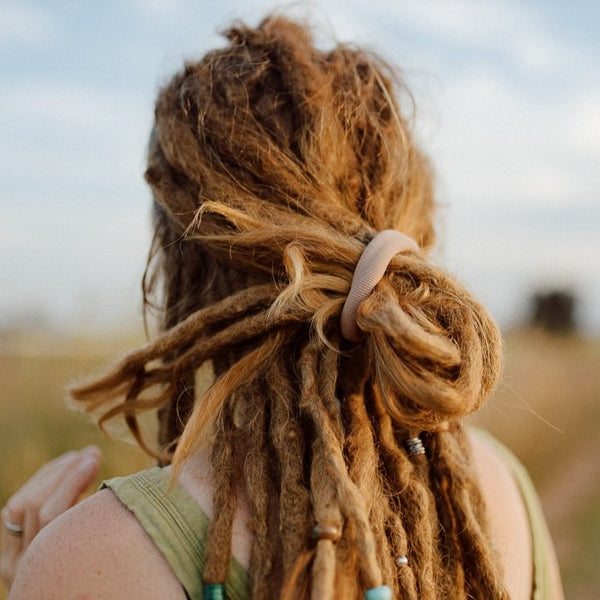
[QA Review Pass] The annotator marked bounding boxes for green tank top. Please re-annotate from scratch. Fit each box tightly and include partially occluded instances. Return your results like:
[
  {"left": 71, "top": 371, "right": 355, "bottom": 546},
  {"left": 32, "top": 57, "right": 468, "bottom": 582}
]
[
  {"left": 102, "top": 468, "right": 249, "bottom": 600},
  {"left": 103, "top": 433, "right": 554, "bottom": 600}
]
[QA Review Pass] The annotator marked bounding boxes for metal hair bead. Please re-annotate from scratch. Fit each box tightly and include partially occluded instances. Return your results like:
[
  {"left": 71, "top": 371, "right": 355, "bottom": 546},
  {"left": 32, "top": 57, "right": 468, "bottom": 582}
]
[
  {"left": 203, "top": 583, "right": 226, "bottom": 600},
  {"left": 405, "top": 436, "right": 426, "bottom": 456},
  {"left": 365, "top": 585, "right": 393, "bottom": 600},
  {"left": 312, "top": 523, "right": 342, "bottom": 542},
  {"left": 397, "top": 555, "right": 409, "bottom": 566}
]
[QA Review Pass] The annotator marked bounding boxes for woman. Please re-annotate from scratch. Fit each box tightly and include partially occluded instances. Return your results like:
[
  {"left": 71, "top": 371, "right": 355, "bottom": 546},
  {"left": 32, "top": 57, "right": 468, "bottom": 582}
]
[{"left": 4, "top": 16, "right": 562, "bottom": 599}]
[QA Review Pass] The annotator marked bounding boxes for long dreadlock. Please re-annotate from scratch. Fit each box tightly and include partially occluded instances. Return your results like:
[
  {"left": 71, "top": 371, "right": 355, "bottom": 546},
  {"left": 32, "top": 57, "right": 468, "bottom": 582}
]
[{"left": 71, "top": 16, "right": 507, "bottom": 599}]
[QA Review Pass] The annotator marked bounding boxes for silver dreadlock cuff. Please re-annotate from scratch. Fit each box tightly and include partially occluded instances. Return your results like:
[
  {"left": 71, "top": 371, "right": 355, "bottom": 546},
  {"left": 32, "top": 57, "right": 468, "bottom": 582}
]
[{"left": 405, "top": 436, "right": 426, "bottom": 457}]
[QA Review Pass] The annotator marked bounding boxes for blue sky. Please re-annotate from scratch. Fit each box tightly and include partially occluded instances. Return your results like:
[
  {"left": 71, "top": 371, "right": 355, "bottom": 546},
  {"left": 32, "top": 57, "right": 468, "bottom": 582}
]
[{"left": 1, "top": 0, "right": 599, "bottom": 333}]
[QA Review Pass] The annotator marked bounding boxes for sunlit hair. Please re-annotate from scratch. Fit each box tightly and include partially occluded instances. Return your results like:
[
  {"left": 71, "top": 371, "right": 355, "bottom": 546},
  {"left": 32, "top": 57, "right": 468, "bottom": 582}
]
[{"left": 71, "top": 16, "right": 507, "bottom": 599}]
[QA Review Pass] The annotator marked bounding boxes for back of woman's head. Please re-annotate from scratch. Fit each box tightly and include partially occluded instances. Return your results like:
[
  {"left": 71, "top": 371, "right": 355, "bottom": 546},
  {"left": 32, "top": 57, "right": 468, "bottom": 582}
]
[
  {"left": 146, "top": 16, "right": 434, "bottom": 247},
  {"left": 72, "top": 15, "right": 507, "bottom": 599}
]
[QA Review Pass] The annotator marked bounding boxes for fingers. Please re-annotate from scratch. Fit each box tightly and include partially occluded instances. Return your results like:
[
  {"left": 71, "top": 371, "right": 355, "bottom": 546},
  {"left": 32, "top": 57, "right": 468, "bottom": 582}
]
[
  {"left": 4, "top": 451, "right": 73, "bottom": 551},
  {"left": 7, "top": 448, "right": 101, "bottom": 546},
  {"left": 0, "top": 505, "right": 24, "bottom": 587},
  {"left": 37, "top": 449, "right": 101, "bottom": 529},
  {"left": 1, "top": 447, "right": 102, "bottom": 589}
]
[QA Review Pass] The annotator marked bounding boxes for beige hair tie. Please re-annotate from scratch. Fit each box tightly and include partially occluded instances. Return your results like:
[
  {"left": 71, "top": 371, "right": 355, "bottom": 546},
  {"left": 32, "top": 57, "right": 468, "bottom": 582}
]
[{"left": 340, "top": 229, "right": 420, "bottom": 342}]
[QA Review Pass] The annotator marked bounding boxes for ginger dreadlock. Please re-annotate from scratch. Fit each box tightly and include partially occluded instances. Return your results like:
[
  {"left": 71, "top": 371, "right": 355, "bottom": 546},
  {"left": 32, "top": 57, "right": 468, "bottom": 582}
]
[{"left": 71, "top": 16, "right": 508, "bottom": 599}]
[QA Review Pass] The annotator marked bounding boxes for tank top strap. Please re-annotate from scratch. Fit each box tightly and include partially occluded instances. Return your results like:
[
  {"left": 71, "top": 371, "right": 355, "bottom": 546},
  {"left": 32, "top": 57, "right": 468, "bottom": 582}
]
[{"left": 102, "top": 467, "right": 249, "bottom": 600}]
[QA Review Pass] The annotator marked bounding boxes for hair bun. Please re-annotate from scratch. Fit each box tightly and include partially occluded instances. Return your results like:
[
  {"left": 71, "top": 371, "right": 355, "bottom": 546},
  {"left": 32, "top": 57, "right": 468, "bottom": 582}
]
[{"left": 357, "top": 254, "right": 503, "bottom": 431}]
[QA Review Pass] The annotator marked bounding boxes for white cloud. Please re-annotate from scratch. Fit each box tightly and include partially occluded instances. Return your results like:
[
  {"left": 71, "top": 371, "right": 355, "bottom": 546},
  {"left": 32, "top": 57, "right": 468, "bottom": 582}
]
[
  {"left": 382, "top": 0, "right": 524, "bottom": 43},
  {"left": 350, "top": 0, "right": 587, "bottom": 76},
  {"left": 558, "top": 91, "right": 600, "bottom": 156},
  {"left": 430, "top": 63, "right": 600, "bottom": 211},
  {"left": 1, "top": 80, "right": 147, "bottom": 132},
  {"left": 0, "top": 201, "right": 151, "bottom": 332},
  {"left": 128, "top": 0, "right": 186, "bottom": 19},
  {"left": 0, "top": 1, "right": 55, "bottom": 45},
  {"left": 0, "top": 79, "right": 152, "bottom": 195}
]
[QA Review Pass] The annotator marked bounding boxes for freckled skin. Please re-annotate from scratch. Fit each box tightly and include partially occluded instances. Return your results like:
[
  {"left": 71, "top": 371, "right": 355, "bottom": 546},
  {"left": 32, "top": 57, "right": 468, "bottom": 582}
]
[
  {"left": 9, "top": 435, "right": 564, "bottom": 600},
  {"left": 9, "top": 490, "right": 187, "bottom": 600}
]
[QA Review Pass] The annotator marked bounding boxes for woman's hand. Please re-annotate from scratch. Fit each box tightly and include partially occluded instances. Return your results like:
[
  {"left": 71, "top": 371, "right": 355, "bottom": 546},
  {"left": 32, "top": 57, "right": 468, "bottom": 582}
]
[{"left": 0, "top": 446, "right": 101, "bottom": 589}]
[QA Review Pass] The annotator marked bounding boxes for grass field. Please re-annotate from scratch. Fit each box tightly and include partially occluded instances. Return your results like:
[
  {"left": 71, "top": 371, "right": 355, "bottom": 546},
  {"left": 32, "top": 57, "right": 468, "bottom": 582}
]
[
  {"left": 470, "top": 328, "right": 600, "bottom": 598},
  {"left": 1, "top": 327, "right": 598, "bottom": 598}
]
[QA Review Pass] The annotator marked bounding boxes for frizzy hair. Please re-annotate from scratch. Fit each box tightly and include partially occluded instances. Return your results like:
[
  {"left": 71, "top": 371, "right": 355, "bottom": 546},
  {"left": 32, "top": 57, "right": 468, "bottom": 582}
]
[{"left": 70, "top": 16, "right": 508, "bottom": 599}]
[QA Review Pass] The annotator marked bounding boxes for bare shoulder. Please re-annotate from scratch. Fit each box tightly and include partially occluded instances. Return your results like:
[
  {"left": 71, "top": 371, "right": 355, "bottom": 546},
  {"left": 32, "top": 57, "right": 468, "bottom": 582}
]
[
  {"left": 466, "top": 427, "right": 533, "bottom": 599},
  {"left": 465, "top": 427, "right": 564, "bottom": 600},
  {"left": 9, "top": 488, "right": 186, "bottom": 600}
]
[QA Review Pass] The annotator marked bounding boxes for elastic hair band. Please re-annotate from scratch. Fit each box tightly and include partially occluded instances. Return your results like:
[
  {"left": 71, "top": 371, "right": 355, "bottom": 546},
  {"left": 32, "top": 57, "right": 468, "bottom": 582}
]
[{"left": 340, "top": 229, "right": 420, "bottom": 342}]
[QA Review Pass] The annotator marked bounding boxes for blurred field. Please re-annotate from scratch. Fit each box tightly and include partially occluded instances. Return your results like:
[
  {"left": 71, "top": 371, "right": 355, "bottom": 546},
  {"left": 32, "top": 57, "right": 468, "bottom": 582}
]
[
  {"left": 1, "top": 327, "right": 599, "bottom": 598},
  {"left": 470, "top": 328, "right": 600, "bottom": 599}
]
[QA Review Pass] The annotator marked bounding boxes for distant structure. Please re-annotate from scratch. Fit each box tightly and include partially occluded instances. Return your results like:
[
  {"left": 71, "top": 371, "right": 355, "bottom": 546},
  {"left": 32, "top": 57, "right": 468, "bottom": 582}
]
[{"left": 531, "top": 289, "right": 577, "bottom": 334}]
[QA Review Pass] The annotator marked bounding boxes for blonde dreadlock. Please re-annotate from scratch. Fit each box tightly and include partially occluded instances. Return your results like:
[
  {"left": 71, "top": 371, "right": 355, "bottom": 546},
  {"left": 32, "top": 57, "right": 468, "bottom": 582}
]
[{"left": 71, "top": 15, "right": 508, "bottom": 599}]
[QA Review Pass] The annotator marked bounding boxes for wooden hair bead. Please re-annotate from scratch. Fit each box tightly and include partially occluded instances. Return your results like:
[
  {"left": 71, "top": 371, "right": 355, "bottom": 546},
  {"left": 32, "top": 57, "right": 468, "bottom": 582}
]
[{"left": 312, "top": 523, "right": 342, "bottom": 542}]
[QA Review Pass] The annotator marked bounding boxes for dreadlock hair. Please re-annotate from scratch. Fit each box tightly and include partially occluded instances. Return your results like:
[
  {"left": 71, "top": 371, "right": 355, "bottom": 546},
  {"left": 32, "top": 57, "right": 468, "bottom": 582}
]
[{"left": 70, "top": 15, "right": 508, "bottom": 600}]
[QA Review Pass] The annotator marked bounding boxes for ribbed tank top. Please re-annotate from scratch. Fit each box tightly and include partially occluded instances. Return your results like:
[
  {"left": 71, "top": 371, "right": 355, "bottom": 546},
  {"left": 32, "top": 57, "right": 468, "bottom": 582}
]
[
  {"left": 103, "top": 432, "right": 553, "bottom": 599},
  {"left": 102, "top": 468, "right": 249, "bottom": 600}
]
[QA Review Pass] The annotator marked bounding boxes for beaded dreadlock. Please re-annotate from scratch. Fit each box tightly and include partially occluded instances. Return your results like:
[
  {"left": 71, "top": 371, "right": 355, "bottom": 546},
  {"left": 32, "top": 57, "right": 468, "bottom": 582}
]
[{"left": 71, "top": 15, "right": 508, "bottom": 599}]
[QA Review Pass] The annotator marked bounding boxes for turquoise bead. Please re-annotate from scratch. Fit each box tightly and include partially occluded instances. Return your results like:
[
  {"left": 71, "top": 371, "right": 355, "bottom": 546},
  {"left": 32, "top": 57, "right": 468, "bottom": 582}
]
[
  {"left": 365, "top": 585, "right": 393, "bottom": 600},
  {"left": 203, "top": 583, "right": 227, "bottom": 600}
]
